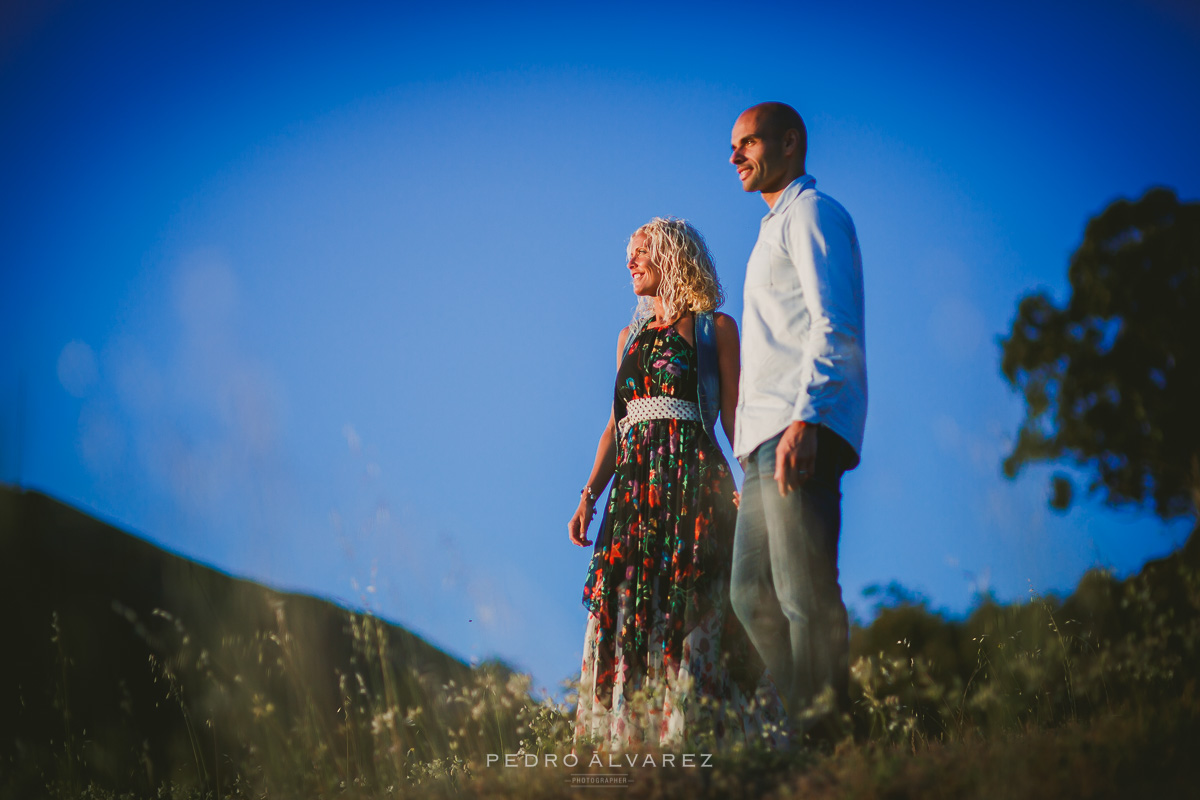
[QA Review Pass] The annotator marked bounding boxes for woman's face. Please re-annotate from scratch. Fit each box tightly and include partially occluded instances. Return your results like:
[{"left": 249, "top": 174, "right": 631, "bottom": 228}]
[{"left": 628, "top": 233, "right": 661, "bottom": 297}]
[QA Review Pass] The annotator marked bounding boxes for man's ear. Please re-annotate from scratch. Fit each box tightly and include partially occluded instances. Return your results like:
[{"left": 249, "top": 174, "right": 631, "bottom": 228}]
[{"left": 782, "top": 128, "right": 800, "bottom": 158}]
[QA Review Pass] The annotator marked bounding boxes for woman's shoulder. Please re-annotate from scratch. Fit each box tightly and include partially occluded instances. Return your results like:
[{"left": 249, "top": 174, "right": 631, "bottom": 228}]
[
  {"left": 619, "top": 317, "right": 651, "bottom": 344},
  {"left": 710, "top": 313, "right": 739, "bottom": 352},
  {"left": 615, "top": 325, "right": 633, "bottom": 364},
  {"left": 712, "top": 312, "right": 739, "bottom": 332}
]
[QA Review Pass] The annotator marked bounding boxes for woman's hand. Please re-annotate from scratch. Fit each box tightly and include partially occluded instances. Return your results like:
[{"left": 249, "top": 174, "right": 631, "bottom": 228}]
[{"left": 568, "top": 495, "right": 596, "bottom": 547}]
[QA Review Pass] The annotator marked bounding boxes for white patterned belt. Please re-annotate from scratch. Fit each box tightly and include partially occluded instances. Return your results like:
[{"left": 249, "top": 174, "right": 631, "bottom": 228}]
[{"left": 617, "top": 397, "right": 703, "bottom": 438}]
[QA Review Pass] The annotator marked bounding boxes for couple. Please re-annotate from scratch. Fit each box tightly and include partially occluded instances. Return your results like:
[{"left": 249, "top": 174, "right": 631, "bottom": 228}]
[{"left": 567, "top": 102, "right": 867, "bottom": 750}]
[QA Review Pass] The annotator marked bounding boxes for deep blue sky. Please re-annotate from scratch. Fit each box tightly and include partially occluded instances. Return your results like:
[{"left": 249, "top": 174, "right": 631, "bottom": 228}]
[{"left": 3, "top": 0, "right": 1199, "bottom": 691}]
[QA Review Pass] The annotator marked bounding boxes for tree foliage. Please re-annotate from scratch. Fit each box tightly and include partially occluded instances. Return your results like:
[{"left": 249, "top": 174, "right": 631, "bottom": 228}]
[{"left": 1000, "top": 187, "right": 1200, "bottom": 521}]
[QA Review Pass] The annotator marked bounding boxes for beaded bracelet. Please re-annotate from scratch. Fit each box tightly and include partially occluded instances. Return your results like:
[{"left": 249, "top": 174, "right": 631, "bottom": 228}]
[{"left": 581, "top": 486, "right": 597, "bottom": 505}]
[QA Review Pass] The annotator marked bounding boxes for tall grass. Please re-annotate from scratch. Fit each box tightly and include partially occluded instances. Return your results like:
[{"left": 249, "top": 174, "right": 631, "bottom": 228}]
[{"left": 21, "top": 550, "right": 1200, "bottom": 799}]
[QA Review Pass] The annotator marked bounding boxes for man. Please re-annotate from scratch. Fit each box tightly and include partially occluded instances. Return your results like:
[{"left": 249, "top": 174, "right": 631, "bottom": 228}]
[{"left": 727, "top": 102, "right": 866, "bottom": 732}]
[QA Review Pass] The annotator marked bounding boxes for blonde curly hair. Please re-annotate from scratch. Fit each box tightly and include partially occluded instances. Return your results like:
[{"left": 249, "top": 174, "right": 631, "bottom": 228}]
[{"left": 629, "top": 217, "right": 725, "bottom": 324}]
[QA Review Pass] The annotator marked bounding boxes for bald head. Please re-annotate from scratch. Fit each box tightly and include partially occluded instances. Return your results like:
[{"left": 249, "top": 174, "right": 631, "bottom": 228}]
[{"left": 742, "top": 102, "right": 807, "bottom": 169}]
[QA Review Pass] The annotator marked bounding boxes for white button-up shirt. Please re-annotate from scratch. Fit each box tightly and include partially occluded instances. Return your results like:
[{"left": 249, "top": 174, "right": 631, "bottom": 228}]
[{"left": 734, "top": 174, "right": 867, "bottom": 461}]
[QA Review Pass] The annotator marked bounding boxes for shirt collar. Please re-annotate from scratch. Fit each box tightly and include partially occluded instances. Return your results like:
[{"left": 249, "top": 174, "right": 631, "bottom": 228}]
[{"left": 764, "top": 174, "right": 817, "bottom": 220}]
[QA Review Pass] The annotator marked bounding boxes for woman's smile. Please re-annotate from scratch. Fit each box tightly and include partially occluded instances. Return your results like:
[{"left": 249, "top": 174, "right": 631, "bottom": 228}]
[{"left": 627, "top": 233, "right": 660, "bottom": 296}]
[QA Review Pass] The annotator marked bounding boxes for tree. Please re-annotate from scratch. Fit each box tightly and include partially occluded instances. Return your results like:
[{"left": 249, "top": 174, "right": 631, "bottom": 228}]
[{"left": 1000, "top": 187, "right": 1200, "bottom": 522}]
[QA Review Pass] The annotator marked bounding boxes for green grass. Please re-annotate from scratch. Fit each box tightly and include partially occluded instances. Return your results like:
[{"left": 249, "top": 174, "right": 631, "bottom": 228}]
[{"left": 5, "top": 487, "right": 1200, "bottom": 798}]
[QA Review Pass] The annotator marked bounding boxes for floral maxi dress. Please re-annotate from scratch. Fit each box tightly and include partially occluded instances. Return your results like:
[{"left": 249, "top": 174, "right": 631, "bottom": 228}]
[{"left": 574, "top": 320, "right": 787, "bottom": 750}]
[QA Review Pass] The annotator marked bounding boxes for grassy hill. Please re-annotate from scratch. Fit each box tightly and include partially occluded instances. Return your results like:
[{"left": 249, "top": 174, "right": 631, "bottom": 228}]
[
  {"left": 4, "top": 483, "right": 1200, "bottom": 798},
  {"left": 0, "top": 486, "right": 481, "bottom": 797}
]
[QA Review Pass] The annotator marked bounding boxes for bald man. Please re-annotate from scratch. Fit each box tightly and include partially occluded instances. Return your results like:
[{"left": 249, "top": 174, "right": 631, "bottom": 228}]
[{"left": 727, "top": 102, "right": 867, "bottom": 734}]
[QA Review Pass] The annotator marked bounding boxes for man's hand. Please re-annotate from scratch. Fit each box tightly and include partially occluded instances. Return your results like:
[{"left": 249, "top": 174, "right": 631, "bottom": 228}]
[{"left": 774, "top": 421, "right": 817, "bottom": 496}]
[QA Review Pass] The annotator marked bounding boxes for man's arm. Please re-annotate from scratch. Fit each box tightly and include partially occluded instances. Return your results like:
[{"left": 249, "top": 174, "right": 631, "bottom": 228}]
[
  {"left": 775, "top": 197, "right": 864, "bottom": 494},
  {"left": 785, "top": 195, "right": 864, "bottom": 425}
]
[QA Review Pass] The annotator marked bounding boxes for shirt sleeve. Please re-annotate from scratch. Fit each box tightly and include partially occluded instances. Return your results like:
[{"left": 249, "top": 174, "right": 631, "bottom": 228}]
[{"left": 782, "top": 196, "right": 866, "bottom": 426}]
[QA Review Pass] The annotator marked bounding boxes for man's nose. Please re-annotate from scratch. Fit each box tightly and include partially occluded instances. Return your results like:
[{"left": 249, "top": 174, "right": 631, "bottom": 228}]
[{"left": 729, "top": 148, "right": 742, "bottom": 165}]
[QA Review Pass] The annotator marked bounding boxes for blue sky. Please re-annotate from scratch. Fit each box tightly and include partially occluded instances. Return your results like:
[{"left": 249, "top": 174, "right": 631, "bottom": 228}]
[{"left": 3, "top": 0, "right": 1199, "bottom": 692}]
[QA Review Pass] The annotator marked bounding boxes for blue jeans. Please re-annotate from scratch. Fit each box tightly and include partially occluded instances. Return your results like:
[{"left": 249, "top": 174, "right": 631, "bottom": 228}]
[{"left": 730, "top": 427, "right": 850, "bottom": 720}]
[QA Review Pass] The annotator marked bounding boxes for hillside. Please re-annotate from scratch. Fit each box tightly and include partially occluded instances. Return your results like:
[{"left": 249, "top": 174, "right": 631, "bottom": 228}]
[
  {"left": 0, "top": 486, "right": 476, "bottom": 796},
  {"left": 4, "top": 484, "right": 1200, "bottom": 798}
]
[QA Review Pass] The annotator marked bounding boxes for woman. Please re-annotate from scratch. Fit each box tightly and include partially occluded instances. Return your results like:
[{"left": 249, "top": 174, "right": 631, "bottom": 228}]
[{"left": 568, "top": 218, "right": 786, "bottom": 750}]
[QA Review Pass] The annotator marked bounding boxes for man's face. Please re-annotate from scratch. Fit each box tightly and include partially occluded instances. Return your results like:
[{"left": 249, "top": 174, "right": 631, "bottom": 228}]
[{"left": 729, "top": 110, "right": 788, "bottom": 194}]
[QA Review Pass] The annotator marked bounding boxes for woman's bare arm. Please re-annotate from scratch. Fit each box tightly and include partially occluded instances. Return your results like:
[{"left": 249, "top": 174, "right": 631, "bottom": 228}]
[
  {"left": 714, "top": 313, "right": 740, "bottom": 448},
  {"left": 568, "top": 327, "right": 630, "bottom": 547}
]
